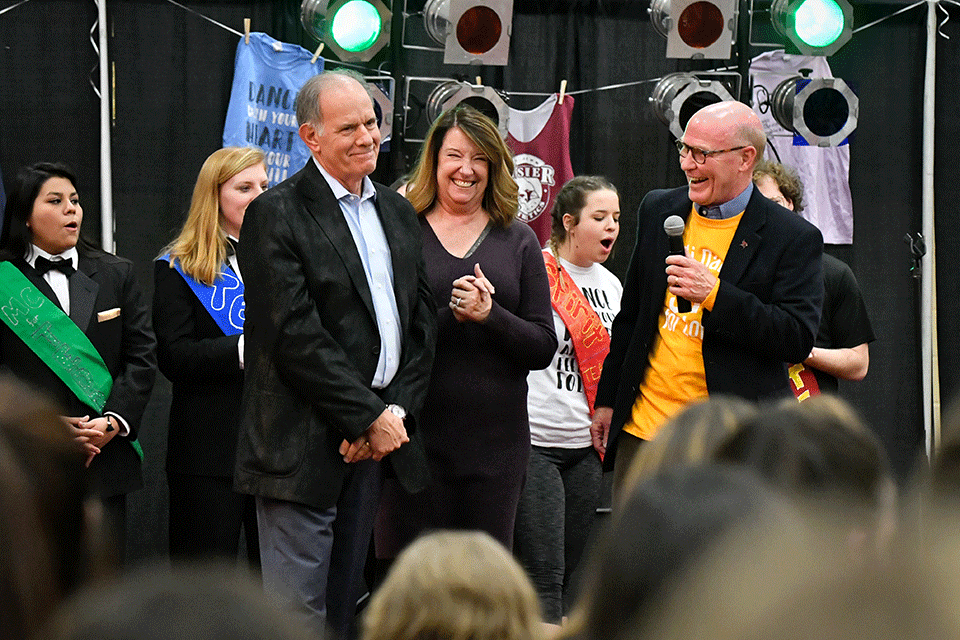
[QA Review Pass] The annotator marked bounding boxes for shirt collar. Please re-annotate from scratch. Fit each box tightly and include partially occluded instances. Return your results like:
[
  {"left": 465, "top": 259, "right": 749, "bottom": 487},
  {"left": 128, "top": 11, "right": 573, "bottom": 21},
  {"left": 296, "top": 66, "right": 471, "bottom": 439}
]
[
  {"left": 697, "top": 182, "right": 753, "bottom": 219},
  {"left": 312, "top": 156, "right": 377, "bottom": 204},
  {"left": 26, "top": 243, "right": 79, "bottom": 268}
]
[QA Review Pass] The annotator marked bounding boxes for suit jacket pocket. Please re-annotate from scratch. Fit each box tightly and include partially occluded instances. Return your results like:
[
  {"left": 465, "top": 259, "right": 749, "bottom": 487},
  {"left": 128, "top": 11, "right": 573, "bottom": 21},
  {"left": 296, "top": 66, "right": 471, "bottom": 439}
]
[{"left": 243, "top": 390, "right": 308, "bottom": 477}]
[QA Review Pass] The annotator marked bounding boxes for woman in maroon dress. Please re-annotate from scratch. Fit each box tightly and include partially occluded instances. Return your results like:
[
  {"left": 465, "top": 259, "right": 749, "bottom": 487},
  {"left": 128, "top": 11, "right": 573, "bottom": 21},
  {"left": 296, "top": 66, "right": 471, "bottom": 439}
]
[{"left": 392, "top": 105, "right": 557, "bottom": 550}]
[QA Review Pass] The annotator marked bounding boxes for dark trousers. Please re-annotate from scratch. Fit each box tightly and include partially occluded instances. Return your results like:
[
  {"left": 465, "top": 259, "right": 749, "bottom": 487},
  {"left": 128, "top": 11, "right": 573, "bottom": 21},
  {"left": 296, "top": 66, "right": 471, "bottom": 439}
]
[
  {"left": 514, "top": 445, "right": 602, "bottom": 623},
  {"left": 257, "top": 459, "right": 382, "bottom": 640},
  {"left": 168, "top": 472, "right": 260, "bottom": 570}
]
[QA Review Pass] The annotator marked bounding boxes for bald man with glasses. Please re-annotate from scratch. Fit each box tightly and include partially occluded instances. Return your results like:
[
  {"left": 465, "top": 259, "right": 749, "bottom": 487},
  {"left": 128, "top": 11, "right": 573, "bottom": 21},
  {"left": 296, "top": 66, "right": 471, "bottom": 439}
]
[{"left": 590, "top": 101, "right": 825, "bottom": 495}]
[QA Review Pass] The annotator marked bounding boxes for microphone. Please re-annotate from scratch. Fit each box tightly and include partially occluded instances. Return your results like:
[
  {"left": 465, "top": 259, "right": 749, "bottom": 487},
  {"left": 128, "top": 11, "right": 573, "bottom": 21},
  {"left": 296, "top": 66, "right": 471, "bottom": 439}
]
[{"left": 664, "top": 215, "right": 690, "bottom": 313}]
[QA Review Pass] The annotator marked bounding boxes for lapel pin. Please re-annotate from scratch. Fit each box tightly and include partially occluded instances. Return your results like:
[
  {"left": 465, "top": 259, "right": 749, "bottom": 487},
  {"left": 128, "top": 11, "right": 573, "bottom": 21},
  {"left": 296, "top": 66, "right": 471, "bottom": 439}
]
[{"left": 741, "top": 240, "right": 749, "bottom": 249}]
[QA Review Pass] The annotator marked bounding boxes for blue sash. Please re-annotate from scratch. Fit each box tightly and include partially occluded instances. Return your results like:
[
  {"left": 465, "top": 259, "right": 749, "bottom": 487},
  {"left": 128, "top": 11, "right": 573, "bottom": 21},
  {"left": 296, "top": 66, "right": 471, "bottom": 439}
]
[{"left": 159, "top": 255, "right": 244, "bottom": 336}]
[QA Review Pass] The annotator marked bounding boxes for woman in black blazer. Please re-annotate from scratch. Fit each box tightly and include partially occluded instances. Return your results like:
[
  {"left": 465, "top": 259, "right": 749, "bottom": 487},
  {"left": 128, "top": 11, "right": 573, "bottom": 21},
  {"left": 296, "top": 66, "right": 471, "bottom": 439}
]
[
  {"left": 0, "top": 162, "right": 156, "bottom": 560},
  {"left": 154, "top": 147, "right": 267, "bottom": 565}
]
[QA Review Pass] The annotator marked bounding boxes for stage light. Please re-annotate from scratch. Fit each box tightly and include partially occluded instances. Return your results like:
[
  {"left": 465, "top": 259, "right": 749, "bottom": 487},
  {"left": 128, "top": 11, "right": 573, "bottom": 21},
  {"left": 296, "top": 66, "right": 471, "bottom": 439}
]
[
  {"left": 649, "top": 0, "right": 736, "bottom": 59},
  {"left": 650, "top": 72, "right": 736, "bottom": 138},
  {"left": 771, "top": 0, "right": 852, "bottom": 56},
  {"left": 301, "top": 0, "right": 391, "bottom": 62},
  {"left": 369, "top": 81, "right": 393, "bottom": 145},
  {"left": 426, "top": 81, "right": 509, "bottom": 137},
  {"left": 770, "top": 76, "right": 858, "bottom": 147},
  {"left": 424, "top": 0, "right": 514, "bottom": 66}
]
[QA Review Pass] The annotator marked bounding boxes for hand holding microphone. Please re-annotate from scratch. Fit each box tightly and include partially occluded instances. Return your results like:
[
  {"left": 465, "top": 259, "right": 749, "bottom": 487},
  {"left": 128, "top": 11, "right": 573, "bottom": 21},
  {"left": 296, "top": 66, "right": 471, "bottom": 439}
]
[{"left": 664, "top": 215, "right": 691, "bottom": 313}]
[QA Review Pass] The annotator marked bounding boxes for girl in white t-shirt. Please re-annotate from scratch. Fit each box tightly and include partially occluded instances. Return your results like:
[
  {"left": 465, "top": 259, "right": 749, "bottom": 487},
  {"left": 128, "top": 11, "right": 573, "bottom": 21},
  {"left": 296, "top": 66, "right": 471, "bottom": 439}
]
[{"left": 515, "top": 176, "right": 622, "bottom": 624}]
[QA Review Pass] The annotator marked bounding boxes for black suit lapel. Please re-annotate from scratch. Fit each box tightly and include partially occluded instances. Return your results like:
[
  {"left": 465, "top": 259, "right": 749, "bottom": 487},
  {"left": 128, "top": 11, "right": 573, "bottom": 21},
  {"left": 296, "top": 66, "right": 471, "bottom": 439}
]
[
  {"left": 297, "top": 162, "right": 377, "bottom": 322},
  {"left": 374, "top": 185, "right": 412, "bottom": 328},
  {"left": 69, "top": 258, "right": 99, "bottom": 332},
  {"left": 718, "top": 191, "right": 764, "bottom": 286}
]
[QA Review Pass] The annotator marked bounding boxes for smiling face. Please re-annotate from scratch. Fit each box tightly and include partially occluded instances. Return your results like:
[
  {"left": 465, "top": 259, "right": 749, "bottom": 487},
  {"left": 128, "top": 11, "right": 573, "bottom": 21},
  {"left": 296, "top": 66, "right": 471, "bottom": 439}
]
[
  {"left": 564, "top": 188, "right": 620, "bottom": 267},
  {"left": 299, "top": 77, "right": 381, "bottom": 195},
  {"left": 219, "top": 163, "right": 268, "bottom": 238},
  {"left": 435, "top": 127, "right": 490, "bottom": 215},
  {"left": 27, "top": 176, "right": 82, "bottom": 255},
  {"left": 680, "top": 103, "right": 759, "bottom": 207}
]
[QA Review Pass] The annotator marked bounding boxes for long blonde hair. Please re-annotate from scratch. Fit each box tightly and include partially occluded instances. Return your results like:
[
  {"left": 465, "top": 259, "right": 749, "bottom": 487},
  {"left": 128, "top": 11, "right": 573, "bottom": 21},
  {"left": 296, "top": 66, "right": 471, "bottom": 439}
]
[
  {"left": 161, "top": 147, "right": 265, "bottom": 285},
  {"left": 405, "top": 105, "right": 518, "bottom": 227}
]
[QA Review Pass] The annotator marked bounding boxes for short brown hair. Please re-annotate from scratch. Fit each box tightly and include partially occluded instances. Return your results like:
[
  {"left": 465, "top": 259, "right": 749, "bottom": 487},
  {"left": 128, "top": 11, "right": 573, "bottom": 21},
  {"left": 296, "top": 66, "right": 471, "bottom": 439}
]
[{"left": 754, "top": 160, "right": 805, "bottom": 213}]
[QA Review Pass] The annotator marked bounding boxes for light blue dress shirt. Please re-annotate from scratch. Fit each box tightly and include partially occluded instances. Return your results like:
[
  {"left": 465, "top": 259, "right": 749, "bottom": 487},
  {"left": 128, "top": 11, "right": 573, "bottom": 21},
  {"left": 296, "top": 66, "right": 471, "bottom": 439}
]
[
  {"left": 314, "top": 159, "right": 402, "bottom": 388},
  {"left": 697, "top": 182, "right": 754, "bottom": 219}
]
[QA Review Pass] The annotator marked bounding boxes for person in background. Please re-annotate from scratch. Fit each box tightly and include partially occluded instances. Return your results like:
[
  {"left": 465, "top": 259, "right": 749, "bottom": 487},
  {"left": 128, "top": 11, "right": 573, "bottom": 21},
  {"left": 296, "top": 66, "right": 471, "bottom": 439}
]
[
  {"left": 590, "top": 101, "right": 824, "bottom": 497},
  {"left": 394, "top": 104, "right": 556, "bottom": 550},
  {"left": 154, "top": 147, "right": 267, "bottom": 566},
  {"left": 361, "top": 531, "right": 545, "bottom": 640},
  {"left": 0, "top": 162, "right": 156, "bottom": 560},
  {"left": 515, "top": 176, "right": 622, "bottom": 624},
  {"left": 753, "top": 159, "right": 874, "bottom": 397},
  {"left": 0, "top": 376, "right": 112, "bottom": 639}
]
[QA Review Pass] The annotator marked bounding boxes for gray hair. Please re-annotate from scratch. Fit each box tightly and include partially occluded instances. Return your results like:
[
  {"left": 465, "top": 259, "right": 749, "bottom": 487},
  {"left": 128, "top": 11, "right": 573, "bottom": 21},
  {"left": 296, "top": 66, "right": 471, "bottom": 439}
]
[{"left": 294, "top": 69, "right": 373, "bottom": 132}]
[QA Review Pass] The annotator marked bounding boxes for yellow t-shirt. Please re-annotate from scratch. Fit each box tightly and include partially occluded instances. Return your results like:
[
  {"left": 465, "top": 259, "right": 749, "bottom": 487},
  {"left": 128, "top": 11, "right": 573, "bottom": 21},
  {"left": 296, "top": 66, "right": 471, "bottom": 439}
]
[{"left": 622, "top": 207, "right": 742, "bottom": 441}]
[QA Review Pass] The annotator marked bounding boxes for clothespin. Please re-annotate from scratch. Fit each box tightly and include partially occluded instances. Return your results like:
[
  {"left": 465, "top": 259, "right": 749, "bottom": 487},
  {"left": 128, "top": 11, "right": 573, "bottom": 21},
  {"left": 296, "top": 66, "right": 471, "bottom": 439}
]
[
  {"left": 244, "top": 18, "right": 250, "bottom": 45},
  {"left": 311, "top": 43, "right": 325, "bottom": 64},
  {"left": 475, "top": 76, "right": 482, "bottom": 87},
  {"left": 559, "top": 79, "right": 567, "bottom": 104},
  {"left": 272, "top": 40, "right": 283, "bottom": 52}
]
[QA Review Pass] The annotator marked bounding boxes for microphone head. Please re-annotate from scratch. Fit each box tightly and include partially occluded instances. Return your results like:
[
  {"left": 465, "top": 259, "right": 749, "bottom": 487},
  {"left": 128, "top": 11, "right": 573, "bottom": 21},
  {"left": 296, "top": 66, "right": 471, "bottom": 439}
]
[{"left": 664, "top": 215, "right": 685, "bottom": 237}]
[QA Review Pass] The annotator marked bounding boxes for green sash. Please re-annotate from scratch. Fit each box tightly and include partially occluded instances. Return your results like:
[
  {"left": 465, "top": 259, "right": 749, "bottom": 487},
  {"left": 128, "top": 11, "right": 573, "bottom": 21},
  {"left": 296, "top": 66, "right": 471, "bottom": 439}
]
[{"left": 0, "top": 261, "right": 143, "bottom": 459}]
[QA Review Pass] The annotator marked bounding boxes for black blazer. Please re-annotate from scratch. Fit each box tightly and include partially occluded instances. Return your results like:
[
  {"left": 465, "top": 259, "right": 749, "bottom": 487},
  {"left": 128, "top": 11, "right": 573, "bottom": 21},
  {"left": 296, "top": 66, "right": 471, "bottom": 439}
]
[
  {"left": 0, "top": 250, "right": 157, "bottom": 495},
  {"left": 234, "top": 161, "right": 437, "bottom": 510},
  {"left": 595, "top": 186, "right": 824, "bottom": 470},
  {"left": 153, "top": 259, "right": 243, "bottom": 478}
]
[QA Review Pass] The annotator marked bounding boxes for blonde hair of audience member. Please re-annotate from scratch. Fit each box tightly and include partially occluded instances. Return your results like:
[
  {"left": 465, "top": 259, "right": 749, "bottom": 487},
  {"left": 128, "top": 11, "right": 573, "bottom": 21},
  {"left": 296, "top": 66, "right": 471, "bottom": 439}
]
[
  {"left": 638, "top": 520, "right": 955, "bottom": 640},
  {"left": 714, "top": 395, "right": 897, "bottom": 563},
  {"left": 361, "top": 531, "right": 544, "bottom": 640},
  {"left": 753, "top": 159, "right": 805, "bottom": 213},
  {"left": 404, "top": 105, "right": 518, "bottom": 227},
  {"left": 0, "top": 376, "right": 110, "bottom": 639},
  {"left": 560, "top": 465, "right": 797, "bottom": 640},
  {"left": 619, "top": 396, "right": 757, "bottom": 501},
  {"left": 161, "top": 146, "right": 266, "bottom": 285},
  {"left": 39, "top": 562, "right": 316, "bottom": 640}
]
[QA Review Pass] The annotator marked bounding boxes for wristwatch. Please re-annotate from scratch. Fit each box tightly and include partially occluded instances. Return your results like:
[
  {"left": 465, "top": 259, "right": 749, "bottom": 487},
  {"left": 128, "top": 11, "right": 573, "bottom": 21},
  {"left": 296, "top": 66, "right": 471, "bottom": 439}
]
[{"left": 386, "top": 404, "right": 407, "bottom": 420}]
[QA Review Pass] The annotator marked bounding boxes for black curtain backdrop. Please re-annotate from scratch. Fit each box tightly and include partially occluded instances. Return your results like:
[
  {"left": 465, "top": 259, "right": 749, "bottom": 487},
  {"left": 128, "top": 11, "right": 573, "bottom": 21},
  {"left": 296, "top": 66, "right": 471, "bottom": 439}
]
[{"left": 0, "top": 0, "right": 937, "bottom": 561}]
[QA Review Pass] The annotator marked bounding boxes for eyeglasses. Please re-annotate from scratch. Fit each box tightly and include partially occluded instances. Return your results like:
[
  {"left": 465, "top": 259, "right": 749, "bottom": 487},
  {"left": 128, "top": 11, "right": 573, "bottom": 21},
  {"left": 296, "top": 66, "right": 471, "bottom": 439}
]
[{"left": 675, "top": 140, "right": 747, "bottom": 165}]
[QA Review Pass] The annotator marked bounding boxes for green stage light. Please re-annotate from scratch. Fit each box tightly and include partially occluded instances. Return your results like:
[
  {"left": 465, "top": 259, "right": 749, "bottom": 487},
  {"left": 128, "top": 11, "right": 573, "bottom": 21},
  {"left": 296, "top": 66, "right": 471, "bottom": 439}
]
[
  {"left": 331, "top": 0, "right": 383, "bottom": 52},
  {"left": 771, "top": 0, "right": 852, "bottom": 56},
  {"left": 301, "top": 0, "right": 392, "bottom": 62}
]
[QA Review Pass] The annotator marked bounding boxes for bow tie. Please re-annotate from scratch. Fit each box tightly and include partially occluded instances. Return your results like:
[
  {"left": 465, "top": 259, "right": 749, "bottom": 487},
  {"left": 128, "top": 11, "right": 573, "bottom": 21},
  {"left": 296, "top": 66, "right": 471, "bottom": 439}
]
[{"left": 34, "top": 256, "right": 76, "bottom": 277}]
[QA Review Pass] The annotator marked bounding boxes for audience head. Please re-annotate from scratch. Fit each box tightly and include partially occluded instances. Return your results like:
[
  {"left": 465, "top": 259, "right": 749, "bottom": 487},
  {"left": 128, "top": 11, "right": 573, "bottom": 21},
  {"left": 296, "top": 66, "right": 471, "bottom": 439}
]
[
  {"left": 295, "top": 70, "right": 380, "bottom": 194},
  {"left": 361, "top": 530, "right": 543, "bottom": 640},
  {"left": 564, "top": 464, "right": 793, "bottom": 640},
  {"left": 714, "top": 395, "right": 896, "bottom": 560},
  {"left": 548, "top": 176, "right": 620, "bottom": 265},
  {"left": 0, "top": 375, "right": 105, "bottom": 639},
  {"left": 679, "top": 101, "right": 765, "bottom": 207},
  {"left": 405, "top": 104, "right": 518, "bottom": 226},
  {"left": 1, "top": 162, "right": 82, "bottom": 260},
  {"left": 620, "top": 395, "right": 757, "bottom": 496},
  {"left": 753, "top": 159, "right": 805, "bottom": 213},
  {"left": 163, "top": 146, "right": 266, "bottom": 285},
  {"left": 39, "top": 562, "right": 315, "bottom": 640}
]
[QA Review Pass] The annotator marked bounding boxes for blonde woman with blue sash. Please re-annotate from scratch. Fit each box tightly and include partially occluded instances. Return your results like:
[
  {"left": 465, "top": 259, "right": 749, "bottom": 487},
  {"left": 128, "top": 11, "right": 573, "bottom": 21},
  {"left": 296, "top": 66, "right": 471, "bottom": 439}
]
[
  {"left": 0, "top": 162, "right": 157, "bottom": 561},
  {"left": 154, "top": 147, "right": 267, "bottom": 565}
]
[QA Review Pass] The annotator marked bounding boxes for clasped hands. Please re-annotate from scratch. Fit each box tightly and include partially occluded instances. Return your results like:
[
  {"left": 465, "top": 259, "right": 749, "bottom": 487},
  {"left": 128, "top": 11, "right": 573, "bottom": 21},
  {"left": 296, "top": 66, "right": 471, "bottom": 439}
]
[
  {"left": 665, "top": 254, "right": 717, "bottom": 305},
  {"left": 64, "top": 415, "right": 118, "bottom": 467},
  {"left": 339, "top": 407, "right": 408, "bottom": 463},
  {"left": 450, "top": 263, "right": 495, "bottom": 323}
]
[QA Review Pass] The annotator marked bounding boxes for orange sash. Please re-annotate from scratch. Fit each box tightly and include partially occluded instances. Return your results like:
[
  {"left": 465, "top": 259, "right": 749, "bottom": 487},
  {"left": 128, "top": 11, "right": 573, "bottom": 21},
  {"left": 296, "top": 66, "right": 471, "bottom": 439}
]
[{"left": 543, "top": 251, "right": 611, "bottom": 415}]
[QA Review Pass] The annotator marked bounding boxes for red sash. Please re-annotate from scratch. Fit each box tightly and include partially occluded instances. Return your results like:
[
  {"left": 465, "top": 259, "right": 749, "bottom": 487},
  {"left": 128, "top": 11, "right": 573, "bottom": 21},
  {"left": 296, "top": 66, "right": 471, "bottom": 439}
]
[
  {"left": 543, "top": 251, "right": 611, "bottom": 415},
  {"left": 788, "top": 362, "right": 821, "bottom": 402}
]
